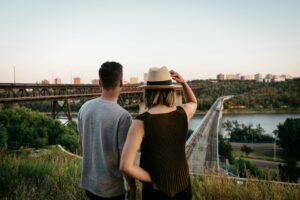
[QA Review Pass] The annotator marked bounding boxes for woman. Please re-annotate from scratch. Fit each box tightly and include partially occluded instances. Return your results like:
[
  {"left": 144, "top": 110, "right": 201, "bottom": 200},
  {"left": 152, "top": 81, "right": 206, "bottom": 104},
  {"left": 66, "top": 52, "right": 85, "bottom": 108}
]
[{"left": 120, "top": 66, "right": 197, "bottom": 200}]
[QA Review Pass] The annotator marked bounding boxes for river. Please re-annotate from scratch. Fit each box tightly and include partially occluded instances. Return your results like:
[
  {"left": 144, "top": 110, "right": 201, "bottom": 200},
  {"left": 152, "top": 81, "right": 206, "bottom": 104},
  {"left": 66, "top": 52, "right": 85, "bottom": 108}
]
[
  {"left": 189, "top": 113, "right": 300, "bottom": 137},
  {"left": 59, "top": 113, "right": 300, "bottom": 137}
]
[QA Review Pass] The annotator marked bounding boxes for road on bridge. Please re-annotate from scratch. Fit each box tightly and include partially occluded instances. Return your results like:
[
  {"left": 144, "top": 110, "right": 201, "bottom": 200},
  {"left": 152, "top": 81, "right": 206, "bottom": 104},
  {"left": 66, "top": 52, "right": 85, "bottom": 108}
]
[{"left": 186, "top": 96, "right": 231, "bottom": 174}]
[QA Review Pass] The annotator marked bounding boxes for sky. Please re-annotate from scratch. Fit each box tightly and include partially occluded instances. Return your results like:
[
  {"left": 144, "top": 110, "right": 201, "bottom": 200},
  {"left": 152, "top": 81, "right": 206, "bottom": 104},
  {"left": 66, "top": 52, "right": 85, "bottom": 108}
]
[{"left": 0, "top": 0, "right": 299, "bottom": 83}]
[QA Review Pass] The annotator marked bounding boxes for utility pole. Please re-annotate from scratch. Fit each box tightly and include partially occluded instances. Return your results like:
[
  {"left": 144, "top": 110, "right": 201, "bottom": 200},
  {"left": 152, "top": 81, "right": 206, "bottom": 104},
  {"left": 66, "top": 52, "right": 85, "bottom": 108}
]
[
  {"left": 274, "top": 138, "right": 277, "bottom": 161},
  {"left": 13, "top": 66, "right": 16, "bottom": 83}
]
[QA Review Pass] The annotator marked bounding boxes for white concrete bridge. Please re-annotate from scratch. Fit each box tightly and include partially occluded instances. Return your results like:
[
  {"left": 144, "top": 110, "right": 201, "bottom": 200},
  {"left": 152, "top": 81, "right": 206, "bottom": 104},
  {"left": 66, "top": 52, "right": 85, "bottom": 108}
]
[{"left": 186, "top": 96, "right": 231, "bottom": 174}]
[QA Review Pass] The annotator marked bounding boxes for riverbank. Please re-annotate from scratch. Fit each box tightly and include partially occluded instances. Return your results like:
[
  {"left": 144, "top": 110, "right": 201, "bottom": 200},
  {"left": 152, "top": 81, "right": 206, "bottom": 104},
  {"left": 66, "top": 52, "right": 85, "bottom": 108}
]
[
  {"left": 223, "top": 108, "right": 300, "bottom": 115},
  {"left": 194, "top": 108, "right": 300, "bottom": 116}
]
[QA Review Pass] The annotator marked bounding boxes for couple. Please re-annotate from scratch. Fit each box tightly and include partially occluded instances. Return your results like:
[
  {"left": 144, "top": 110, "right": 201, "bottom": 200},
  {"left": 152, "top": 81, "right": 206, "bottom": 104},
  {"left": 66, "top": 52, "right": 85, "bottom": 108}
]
[{"left": 78, "top": 61, "right": 197, "bottom": 200}]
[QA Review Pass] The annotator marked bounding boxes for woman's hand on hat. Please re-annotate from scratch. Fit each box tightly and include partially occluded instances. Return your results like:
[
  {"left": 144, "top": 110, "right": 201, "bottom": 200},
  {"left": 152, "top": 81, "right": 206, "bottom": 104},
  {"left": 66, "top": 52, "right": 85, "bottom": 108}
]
[{"left": 170, "top": 70, "right": 186, "bottom": 84}]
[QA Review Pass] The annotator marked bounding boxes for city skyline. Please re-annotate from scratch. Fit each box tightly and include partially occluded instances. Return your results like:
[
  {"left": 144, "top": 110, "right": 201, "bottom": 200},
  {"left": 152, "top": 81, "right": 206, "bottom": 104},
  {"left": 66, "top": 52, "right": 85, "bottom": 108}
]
[
  {"left": 31, "top": 71, "right": 294, "bottom": 85},
  {"left": 2, "top": 66, "right": 299, "bottom": 84},
  {"left": 1, "top": 0, "right": 300, "bottom": 83}
]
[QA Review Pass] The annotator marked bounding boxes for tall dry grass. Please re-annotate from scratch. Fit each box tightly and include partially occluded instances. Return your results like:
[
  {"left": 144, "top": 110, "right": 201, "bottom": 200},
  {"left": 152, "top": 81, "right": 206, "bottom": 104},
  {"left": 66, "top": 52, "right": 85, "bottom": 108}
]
[
  {"left": 191, "top": 175, "right": 300, "bottom": 200},
  {"left": 0, "top": 146, "right": 86, "bottom": 200},
  {"left": 1, "top": 146, "right": 299, "bottom": 200}
]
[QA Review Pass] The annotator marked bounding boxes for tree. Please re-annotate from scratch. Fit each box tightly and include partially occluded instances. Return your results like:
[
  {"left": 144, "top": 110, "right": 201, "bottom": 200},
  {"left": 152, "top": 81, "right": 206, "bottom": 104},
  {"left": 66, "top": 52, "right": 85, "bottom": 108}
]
[
  {"left": 0, "top": 106, "right": 79, "bottom": 153},
  {"left": 276, "top": 118, "right": 300, "bottom": 182},
  {"left": 277, "top": 118, "right": 300, "bottom": 160},
  {"left": 0, "top": 124, "right": 8, "bottom": 149},
  {"left": 223, "top": 120, "right": 274, "bottom": 142},
  {"left": 218, "top": 134, "right": 234, "bottom": 164},
  {"left": 235, "top": 158, "right": 262, "bottom": 178},
  {"left": 241, "top": 145, "right": 253, "bottom": 157}
]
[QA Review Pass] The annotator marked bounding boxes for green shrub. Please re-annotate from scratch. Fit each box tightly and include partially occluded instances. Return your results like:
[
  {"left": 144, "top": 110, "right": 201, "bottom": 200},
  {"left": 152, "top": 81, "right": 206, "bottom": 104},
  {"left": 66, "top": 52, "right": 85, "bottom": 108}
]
[{"left": 0, "top": 106, "right": 79, "bottom": 153}]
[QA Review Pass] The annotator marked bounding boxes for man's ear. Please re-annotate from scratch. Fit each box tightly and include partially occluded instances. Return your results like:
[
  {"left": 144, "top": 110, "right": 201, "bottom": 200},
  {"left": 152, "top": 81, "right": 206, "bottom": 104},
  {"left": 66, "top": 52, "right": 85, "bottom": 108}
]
[{"left": 120, "top": 80, "right": 123, "bottom": 87}]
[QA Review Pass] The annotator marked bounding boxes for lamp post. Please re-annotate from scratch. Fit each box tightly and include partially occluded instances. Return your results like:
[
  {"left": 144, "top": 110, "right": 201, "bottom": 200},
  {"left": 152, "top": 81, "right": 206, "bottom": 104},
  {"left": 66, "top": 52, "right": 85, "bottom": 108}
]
[
  {"left": 274, "top": 137, "right": 277, "bottom": 161},
  {"left": 13, "top": 66, "right": 16, "bottom": 83},
  {"left": 273, "top": 130, "right": 278, "bottom": 161},
  {"left": 250, "top": 127, "right": 253, "bottom": 149}
]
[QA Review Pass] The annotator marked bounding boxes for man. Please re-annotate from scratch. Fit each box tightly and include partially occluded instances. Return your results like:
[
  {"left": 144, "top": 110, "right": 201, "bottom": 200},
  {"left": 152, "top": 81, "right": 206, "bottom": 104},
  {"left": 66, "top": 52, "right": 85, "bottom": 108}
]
[{"left": 78, "top": 61, "right": 135, "bottom": 200}]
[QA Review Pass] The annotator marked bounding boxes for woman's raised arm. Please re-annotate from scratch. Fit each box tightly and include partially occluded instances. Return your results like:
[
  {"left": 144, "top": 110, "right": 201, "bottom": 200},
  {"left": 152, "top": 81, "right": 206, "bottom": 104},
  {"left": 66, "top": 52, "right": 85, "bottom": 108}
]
[
  {"left": 120, "top": 120, "right": 152, "bottom": 183},
  {"left": 170, "top": 70, "right": 197, "bottom": 121}
]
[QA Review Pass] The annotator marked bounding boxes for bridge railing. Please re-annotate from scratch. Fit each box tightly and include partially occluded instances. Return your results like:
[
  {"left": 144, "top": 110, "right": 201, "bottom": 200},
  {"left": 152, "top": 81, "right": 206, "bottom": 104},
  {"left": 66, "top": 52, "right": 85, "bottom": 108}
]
[{"left": 185, "top": 97, "right": 220, "bottom": 158}]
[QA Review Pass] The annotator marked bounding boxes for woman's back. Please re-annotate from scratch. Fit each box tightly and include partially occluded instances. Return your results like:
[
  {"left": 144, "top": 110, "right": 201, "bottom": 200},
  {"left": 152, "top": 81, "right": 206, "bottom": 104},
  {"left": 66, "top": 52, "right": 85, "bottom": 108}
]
[
  {"left": 120, "top": 68, "right": 196, "bottom": 200},
  {"left": 136, "top": 106, "right": 190, "bottom": 197}
]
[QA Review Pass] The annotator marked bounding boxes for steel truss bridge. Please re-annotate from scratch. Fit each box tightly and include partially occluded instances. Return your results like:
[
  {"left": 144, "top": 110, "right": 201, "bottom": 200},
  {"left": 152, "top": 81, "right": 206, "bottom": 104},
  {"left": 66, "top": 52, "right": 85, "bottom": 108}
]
[{"left": 0, "top": 83, "right": 201, "bottom": 120}]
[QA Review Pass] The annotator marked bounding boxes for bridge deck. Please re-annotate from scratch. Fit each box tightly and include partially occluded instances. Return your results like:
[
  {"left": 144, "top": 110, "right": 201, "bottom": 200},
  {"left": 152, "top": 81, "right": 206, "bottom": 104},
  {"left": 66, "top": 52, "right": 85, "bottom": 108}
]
[{"left": 186, "top": 96, "right": 229, "bottom": 174}]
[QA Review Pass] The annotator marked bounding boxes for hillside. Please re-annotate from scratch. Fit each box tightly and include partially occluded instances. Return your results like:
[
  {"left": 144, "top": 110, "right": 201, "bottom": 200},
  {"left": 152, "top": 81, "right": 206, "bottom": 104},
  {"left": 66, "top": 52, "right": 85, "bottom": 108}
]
[{"left": 1, "top": 146, "right": 299, "bottom": 200}]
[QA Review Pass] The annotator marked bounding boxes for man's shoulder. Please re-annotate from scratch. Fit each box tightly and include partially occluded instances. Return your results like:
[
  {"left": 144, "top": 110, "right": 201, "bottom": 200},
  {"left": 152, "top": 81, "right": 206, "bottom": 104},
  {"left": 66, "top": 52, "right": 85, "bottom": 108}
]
[
  {"left": 116, "top": 104, "right": 130, "bottom": 115},
  {"left": 78, "top": 98, "right": 100, "bottom": 114},
  {"left": 78, "top": 98, "right": 130, "bottom": 117},
  {"left": 80, "top": 98, "right": 98, "bottom": 108}
]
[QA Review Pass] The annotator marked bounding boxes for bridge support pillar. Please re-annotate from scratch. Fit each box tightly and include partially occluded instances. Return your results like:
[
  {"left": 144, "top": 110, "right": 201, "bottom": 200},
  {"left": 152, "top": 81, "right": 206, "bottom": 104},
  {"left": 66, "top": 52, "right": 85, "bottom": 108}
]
[{"left": 52, "top": 100, "right": 72, "bottom": 121}]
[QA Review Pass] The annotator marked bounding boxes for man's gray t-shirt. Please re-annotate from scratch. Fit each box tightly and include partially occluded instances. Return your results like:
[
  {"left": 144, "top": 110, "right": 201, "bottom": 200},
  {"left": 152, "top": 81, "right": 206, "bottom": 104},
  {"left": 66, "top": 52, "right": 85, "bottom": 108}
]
[{"left": 77, "top": 98, "right": 132, "bottom": 197}]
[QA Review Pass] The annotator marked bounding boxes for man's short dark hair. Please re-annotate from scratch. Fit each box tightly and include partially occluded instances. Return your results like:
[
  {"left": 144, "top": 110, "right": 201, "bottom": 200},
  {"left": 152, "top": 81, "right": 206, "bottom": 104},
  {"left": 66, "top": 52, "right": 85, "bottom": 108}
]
[{"left": 99, "top": 61, "right": 123, "bottom": 90}]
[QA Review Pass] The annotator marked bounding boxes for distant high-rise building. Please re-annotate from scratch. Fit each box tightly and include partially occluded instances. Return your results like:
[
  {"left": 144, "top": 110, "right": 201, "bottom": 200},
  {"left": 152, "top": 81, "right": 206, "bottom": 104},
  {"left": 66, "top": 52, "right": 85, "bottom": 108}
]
[
  {"left": 273, "top": 75, "right": 280, "bottom": 79},
  {"left": 217, "top": 73, "right": 225, "bottom": 80},
  {"left": 279, "top": 74, "right": 293, "bottom": 80},
  {"left": 73, "top": 77, "right": 81, "bottom": 84},
  {"left": 263, "top": 78, "right": 272, "bottom": 83},
  {"left": 91, "top": 79, "right": 99, "bottom": 85},
  {"left": 226, "top": 74, "right": 237, "bottom": 80},
  {"left": 54, "top": 78, "right": 61, "bottom": 84},
  {"left": 144, "top": 73, "right": 148, "bottom": 83},
  {"left": 285, "top": 74, "right": 293, "bottom": 80},
  {"left": 265, "top": 74, "right": 273, "bottom": 79},
  {"left": 255, "top": 73, "right": 263, "bottom": 82},
  {"left": 130, "top": 77, "right": 139, "bottom": 84},
  {"left": 41, "top": 80, "right": 50, "bottom": 84},
  {"left": 241, "top": 75, "right": 254, "bottom": 80},
  {"left": 273, "top": 75, "right": 285, "bottom": 82},
  {"left": 236, "top": 74, "right": 242, "bottom": 80}
]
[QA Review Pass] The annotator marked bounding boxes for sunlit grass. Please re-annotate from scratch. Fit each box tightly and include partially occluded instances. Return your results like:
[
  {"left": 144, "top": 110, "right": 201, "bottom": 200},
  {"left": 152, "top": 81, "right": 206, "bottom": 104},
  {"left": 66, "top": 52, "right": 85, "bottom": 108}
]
[
  {"left": 1, "top": 146, "right": 299, "bottom": 200},
  {"left": 191, "top": 175, "right": 300, "bottom": 200},
  {"left": 0, "top": 146, "right": 86, "bottom": 200},
  {"left": 233, "top": 149, "right": 284, "bottom": 162}
]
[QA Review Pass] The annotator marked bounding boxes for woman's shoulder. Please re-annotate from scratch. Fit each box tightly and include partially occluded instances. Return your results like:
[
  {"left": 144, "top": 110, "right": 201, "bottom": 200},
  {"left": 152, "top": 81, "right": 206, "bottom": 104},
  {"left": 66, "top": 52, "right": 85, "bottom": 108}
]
[
  {"left": 135, "top": 111, "right": 150, "bottom": 121},
  {"left": 176, "top": 105, "right": 185, "bottom": 112},
  {"left": 176, "top": 106, "right": 188, "bottom": 121}
]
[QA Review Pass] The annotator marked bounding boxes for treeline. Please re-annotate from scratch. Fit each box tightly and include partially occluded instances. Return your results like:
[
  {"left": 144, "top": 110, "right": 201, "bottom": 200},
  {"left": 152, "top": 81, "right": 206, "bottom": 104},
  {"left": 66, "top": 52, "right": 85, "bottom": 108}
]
[
  {"left": 188, "top": 79, "right": 300, "bottom": 111},
  {"left": 0, "top": 105, "right": 79, "bottom": 153},
  {"left": 20, "top": 79, "right": 300, "bottom": 113},
  {"left": 21, "top": 99, "right": 86, "bottom": 113},
  {"left": 223, "top": 120, "right": 274, "bottom": 142},
  {"left": 223, "top": 80, "right": 300, "bottom": 110},
  {"left": 220, "top": 118, "right": 300, "bottom": 182}
]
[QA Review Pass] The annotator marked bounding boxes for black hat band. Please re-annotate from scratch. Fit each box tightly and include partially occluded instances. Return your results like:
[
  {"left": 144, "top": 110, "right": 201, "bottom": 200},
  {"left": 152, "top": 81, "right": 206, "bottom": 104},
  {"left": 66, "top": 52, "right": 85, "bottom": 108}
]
[{"left": 147, "top": 80, "right": 172, "bottom": 86}]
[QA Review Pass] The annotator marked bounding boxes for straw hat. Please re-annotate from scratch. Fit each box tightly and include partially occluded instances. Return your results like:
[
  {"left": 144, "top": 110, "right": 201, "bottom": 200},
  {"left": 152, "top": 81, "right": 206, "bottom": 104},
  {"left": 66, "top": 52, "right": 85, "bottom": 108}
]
[{"left": 139, "top": 66, "right": 182, "bottom": 89}]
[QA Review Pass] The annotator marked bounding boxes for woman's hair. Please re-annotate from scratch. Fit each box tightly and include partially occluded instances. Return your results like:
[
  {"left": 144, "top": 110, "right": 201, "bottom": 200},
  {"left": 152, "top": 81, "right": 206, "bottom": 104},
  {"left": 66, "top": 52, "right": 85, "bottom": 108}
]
[{"left": 144, "top": 89, "right": 175, "bottom": 109}]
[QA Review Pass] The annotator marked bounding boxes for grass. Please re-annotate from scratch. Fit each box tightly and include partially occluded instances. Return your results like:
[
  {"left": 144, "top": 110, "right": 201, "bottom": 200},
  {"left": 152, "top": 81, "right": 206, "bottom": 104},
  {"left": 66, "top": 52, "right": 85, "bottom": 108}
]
[
  {"left": 0, "top": 146, "right": 86, "bottom": 200},
  {"left": 1, "top": 146, "right": 300, "bottom": 200},
  {"left": 233, "top": 149, "right": 284, "bottom": 162},
  {"left": 191, "top": 176, "right": 300, "bottom": 200}
]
